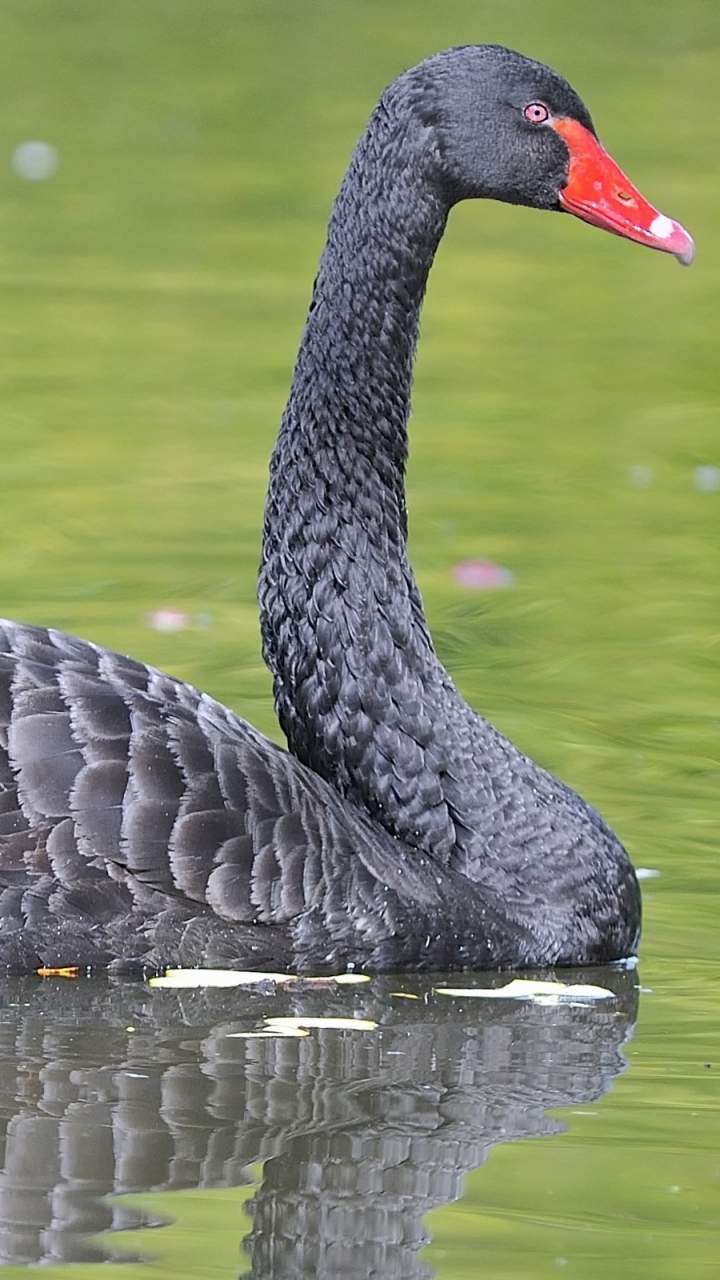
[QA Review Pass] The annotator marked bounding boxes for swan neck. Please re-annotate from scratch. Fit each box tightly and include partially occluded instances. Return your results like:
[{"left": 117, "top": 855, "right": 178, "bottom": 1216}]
[
  {"left": 259, "top": 94, "right": 460, "bottom": 840},
  {"left": 287, "top": 106, "right": 447, "bottom": 485}
]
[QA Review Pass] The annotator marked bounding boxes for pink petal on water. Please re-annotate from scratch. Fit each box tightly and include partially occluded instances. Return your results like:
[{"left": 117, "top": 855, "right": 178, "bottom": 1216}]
[
  {"left": 453, "top": 560, "right": 514, "bottom": 590},
  {"left": 146, "top": 608, "right": 189, "bottom": 632}
]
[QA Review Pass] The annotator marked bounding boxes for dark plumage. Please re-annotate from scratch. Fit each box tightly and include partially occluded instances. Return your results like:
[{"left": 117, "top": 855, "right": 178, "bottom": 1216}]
[{"left": 0, "top": 45, "right": 650, "bottom": 974}]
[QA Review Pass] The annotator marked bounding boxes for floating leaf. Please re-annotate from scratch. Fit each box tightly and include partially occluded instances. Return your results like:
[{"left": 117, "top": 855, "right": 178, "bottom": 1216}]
[
  {"left": 264, "top": 1016, "right": 378, "bottom": 1032},
  {"left": 293, "top": 973, "right": 371, "bottom": 988},
  {"left": 225, "top": 1015, "right": 377, "bottom": 1040},
  {"left": 434, "top": 978, "right": 614, "bottom": 1003},
  {"left": 149, "top": 969, "right": 372, "bottom": 990},
  {"left": 150, "top": 969, "right": 291, "bottom": 989}
]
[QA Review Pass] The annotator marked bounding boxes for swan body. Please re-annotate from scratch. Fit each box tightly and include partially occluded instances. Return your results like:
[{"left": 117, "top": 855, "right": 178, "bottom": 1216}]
[{"left": 0, "top": 46, "right": 694, "bottom": 973}]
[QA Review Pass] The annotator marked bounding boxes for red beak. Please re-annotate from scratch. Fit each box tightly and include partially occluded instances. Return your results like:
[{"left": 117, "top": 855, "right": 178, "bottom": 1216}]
[{"left": 553, "top": 118, "right": 695, "bottom": 265}]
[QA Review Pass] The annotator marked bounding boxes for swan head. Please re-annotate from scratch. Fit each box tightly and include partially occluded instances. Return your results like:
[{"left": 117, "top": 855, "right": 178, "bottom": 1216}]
[{"left": 412, "top": 45, "right": 694, "bottom": 265}]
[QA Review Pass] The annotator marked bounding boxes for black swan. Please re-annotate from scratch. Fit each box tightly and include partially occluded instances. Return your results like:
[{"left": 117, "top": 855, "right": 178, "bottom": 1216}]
[{"left": 0, "top": 46, "right": 693, "bottom": 975}]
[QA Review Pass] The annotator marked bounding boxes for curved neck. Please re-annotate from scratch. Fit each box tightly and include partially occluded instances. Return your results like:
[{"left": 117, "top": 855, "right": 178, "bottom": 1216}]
[
  {"left": 274, "top": 98, "right": 448, "bottom": 534},
  {"left": 259, "top": 95, "right": 473, "bottom": 857}
]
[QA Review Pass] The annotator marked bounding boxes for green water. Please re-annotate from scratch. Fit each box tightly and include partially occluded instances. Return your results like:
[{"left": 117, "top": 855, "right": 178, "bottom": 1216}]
[{"left": 0, "top": 0, "right": 717, "bottom": 1275}]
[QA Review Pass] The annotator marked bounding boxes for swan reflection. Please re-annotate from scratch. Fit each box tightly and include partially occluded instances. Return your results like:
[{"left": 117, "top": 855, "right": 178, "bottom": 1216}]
[{"left": 0, "top": 969, "right": 638, "bottom": 1275}]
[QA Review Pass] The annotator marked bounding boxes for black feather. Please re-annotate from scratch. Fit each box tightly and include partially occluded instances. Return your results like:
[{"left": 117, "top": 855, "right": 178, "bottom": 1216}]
[{"left": 0, "top": 46, "right": 642, "bottom": 972}]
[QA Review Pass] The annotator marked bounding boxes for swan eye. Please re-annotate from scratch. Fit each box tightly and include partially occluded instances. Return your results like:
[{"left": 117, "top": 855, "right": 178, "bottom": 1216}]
[{"left": 524, "top": 103, "right": 549, "bottom": 124}]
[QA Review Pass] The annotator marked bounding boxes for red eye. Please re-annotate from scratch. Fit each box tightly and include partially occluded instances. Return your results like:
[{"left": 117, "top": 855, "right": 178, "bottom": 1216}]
[{"left": 524, "top": 103, "right": 549, "bottom": 124}]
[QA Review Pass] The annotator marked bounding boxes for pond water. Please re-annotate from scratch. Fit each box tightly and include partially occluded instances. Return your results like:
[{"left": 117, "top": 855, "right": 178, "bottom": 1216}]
[{"left": 0, "top": 0, "right": 717, "bottom": 1276}]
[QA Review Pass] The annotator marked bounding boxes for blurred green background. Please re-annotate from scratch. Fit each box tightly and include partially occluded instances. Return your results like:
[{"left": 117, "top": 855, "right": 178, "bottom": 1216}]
[{"left": 0, "top": 2, "right": 718, "bottom": 1277}]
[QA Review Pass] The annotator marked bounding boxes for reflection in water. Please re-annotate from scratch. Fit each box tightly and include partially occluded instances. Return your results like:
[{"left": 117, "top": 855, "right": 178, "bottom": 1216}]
[{"left": 0, "top": 970, "right": 638, "bottom": 1277}]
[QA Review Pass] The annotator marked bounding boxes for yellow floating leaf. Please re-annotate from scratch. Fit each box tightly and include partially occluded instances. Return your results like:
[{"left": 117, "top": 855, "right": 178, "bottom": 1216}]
[
  {"left": 150, "top": 969, "right": 293, "bottom": 989},
  {"left": 149, "top": 969, "right": 372, "bottom": 989},
  {"left": 37, "top": 967, "right": 79, "bottom": 978},
  {"left": 264, "top": 1016, "right": 378, "bottom": 1032}
]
